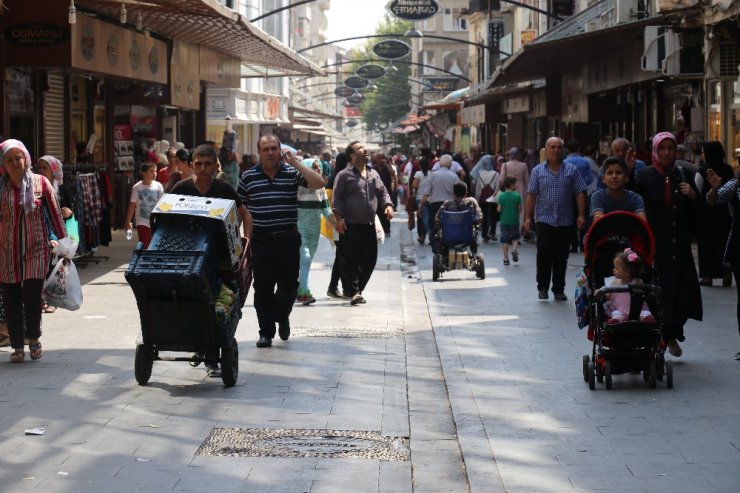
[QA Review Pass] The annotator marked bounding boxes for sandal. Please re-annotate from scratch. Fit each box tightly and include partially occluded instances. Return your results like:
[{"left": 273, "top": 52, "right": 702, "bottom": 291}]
[
  {"left": 29, "top": 341, "right": 42, "bottom": 361},
  {"left": 10, "top": 349, "right": 24, "bottom": 363}
]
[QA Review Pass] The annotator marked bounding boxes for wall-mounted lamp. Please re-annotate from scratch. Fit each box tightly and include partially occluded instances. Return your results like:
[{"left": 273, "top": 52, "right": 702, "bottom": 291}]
[
  {"left": 119, "top": 2, "right": 127, "bottom": 24},
  {"left": 68, "top": 0, "right": 77, "bottom": 24}
]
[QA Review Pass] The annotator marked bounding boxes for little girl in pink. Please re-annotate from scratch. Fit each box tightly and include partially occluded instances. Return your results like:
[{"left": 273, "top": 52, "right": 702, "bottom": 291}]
[{"left": 607, "top": 248, "right": 656, "bottom": 324}]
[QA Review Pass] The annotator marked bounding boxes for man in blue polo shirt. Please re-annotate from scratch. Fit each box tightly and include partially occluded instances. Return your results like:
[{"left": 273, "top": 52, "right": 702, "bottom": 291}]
[
  {"left": 524, "top": 137, "right": 588, "bottom": 301},
  {"left": 238, "top": 134, "right": 325, "bottom": 348}
]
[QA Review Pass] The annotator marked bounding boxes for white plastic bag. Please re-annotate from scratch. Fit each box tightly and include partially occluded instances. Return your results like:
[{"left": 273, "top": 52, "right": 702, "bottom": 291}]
[
  {"left": 43, "top": 258, "right": 83, "bottom": 311},
  {"left": 53, "top": 236, "right": 79, "bottom": 260},
  {"left": 374, "top": 215, "right": 385, "bottom": 244}
]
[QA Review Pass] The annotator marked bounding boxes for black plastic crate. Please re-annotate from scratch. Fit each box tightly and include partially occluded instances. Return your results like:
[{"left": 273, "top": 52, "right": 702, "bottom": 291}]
[
  {"left": 125, "top": 249, "right": 221, "bottom": 303},
  {"left": 149, "top": 215, "right": 226, "bottom": 254}
]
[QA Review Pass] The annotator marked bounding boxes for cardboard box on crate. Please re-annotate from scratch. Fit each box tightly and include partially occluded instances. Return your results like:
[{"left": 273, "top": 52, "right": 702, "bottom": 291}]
[{"left": 151, "top": 194, "right": 242, "bottom": 268}]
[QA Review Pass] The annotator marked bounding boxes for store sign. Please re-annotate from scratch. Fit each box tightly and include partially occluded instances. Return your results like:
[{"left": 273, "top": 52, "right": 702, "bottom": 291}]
[
  {"left": 344, "top": 76, "right": 369, "bottom": 89},
  {"left": 422, "top": 77, "right": 460, "bottom": 92},
  {"left": 334, "top": 86, "right": 356, "bottom": 97},
  {"left": 521, "top": 30, "right": 536, "bottom": 46},
  {"left": 373, "top": 39, "right": 411, "bottom": 60},
  {"left": 107, "top": 33, "right": 120, "bottom": 67},
  {"left": 386, "top": 0, "right": 441, "bottom": 21},
  {"left": 356, "top": 64, "right": 385, "bottom": 80},
  {"left": 4, "top": 23, "right": 70, "bottom": 46},
  {"left": 345, "top": 119, "right": 359, "bottom": 128}
]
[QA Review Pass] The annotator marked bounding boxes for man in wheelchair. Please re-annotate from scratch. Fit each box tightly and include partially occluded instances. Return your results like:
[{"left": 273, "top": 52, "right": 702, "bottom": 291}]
[{"left": 433, "top": 181, "right": 483, "bottom": 257}]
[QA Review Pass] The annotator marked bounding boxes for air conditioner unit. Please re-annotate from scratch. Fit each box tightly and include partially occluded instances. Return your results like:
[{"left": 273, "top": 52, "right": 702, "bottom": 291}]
[{"left": 641, "top": 26, "right": 680, "bottom": 75}]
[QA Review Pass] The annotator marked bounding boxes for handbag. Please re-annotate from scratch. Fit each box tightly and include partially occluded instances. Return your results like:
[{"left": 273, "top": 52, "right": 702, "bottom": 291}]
[
  {"left": 64, "top": 214, "right": 80, "bottom": 242},
  {"left": 374, "top": 215, "right": 385, "bottom": 244}
]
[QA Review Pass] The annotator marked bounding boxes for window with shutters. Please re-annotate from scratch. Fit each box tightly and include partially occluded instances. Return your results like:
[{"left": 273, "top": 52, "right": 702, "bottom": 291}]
[{"left": 43, "top": 72, "right": 66, "bottom": 159}]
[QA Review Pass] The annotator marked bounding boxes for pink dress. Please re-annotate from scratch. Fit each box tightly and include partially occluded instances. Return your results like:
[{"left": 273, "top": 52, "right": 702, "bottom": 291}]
[{"left": 608, "top": 279, "right": 650, "bottom": 319}]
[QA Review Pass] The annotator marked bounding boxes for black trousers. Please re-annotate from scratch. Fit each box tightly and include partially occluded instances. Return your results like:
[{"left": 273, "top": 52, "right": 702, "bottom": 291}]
[
  {"left": 734, "top": 263, "right": 740, "bottom": 338},
  {"left": 535, "top": 222, "right": 573, "bottom": 294},
  {"left": 338, "top": 223, "right": 377, "bottom": 297},
  {"left": 251, "top": 231, "right": 300, "bottom": 339},
  {"left": 2, "top": 279, "right": 43, "bottom": 349},
  {"left": 328, "top": 240, "right": 345, "bottom": 294}
]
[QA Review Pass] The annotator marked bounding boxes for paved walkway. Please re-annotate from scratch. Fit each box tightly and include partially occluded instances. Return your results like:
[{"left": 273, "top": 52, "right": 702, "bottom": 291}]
[{"left": 0, "top": 212, "right": 738, "bottom": 492}]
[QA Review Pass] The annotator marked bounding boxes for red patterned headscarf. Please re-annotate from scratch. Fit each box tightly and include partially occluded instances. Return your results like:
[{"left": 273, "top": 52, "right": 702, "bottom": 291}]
[{"left": 651, "top": 132, "right": 677, "bottom": 173}]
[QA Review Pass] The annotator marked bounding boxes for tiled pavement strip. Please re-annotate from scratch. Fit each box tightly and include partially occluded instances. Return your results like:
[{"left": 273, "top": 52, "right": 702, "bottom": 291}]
[{"left": 0, "top": 212, "right": 738, "bottom": 492}]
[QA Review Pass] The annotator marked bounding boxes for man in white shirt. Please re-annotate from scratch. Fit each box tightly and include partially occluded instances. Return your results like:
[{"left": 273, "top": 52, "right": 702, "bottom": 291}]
[{"left": 418, "top": 155, "right": 459, "bottom": 253}]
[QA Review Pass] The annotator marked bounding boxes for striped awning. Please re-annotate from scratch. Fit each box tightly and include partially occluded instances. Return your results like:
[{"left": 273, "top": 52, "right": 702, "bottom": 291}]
[{"left": 76, "top": 0, "right": 325, "bottom": 77}]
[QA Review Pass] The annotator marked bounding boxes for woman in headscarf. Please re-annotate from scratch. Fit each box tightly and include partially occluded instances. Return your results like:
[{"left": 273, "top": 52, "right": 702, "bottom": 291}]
[
  {"left": 634, "top": 132, "right": 702, "bottom": 357},
  {"left": 469, "top": 154, "right": 500, "bottom": 242},
  {"left": 0, "top": 140, "right": 66, "bottom": 362},
  {"left": 695, "top": 141, "right": 734, "bottom": 286}
]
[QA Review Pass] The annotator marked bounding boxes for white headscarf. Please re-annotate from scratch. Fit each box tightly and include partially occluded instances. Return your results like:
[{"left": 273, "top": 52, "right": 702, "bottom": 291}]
[
  {"left": 0, "top": 139, "right": 35, "bottom": 213},
  {"left": 39, "top": 155, "right": 64, "bottom": 192}
]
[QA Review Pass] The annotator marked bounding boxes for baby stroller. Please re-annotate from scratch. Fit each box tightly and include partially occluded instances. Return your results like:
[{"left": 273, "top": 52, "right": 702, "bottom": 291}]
[
  {"left": 432, "top": 208, "right": 485, "bottom": 281},
  {"left": 579, "top": 211, "right": 673, "bottom": 390}
]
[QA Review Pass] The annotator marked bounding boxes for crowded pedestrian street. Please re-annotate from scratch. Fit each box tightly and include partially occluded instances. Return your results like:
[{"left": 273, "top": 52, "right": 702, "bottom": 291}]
[{"left": 0, "top": 216, "right": 738, "bottom": 492}]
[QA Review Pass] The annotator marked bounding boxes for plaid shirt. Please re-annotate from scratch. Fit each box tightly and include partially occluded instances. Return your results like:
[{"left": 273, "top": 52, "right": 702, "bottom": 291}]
[{"left": 527, "top": 161, "right": 587, "bottom": 227}]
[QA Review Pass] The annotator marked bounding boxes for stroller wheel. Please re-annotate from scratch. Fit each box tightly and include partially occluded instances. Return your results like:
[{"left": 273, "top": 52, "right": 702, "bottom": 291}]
[
  {"left": 604, "top": 361, "right": 613, "bottom": 390},
  {"left": 582, "top": 355, "right": 590, "bottom": 382},
  {"left": 666, "top": 360, "right": 674, "bottom": 389},
  {"left": 648, "top": 358, "right": 657, "bottom": 388},
  {"left": 656, "top": 353, "right": 665, "bottom": 381},
  {"left": 587, "top": 361, "right": 596, "bottom": 390},
  {"left": 475, "top": 255, "right": 485, "bottom": 279}
]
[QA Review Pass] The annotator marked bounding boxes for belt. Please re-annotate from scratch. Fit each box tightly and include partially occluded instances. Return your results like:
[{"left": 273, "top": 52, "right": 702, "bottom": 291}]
[{"left": 252, "top": 225, "right": 298, "bottom": 237}]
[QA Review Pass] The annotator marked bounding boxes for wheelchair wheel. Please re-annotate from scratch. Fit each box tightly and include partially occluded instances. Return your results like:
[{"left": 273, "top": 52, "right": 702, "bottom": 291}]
[
  {"left": 475, "top": 255, "right": 485, "bottom": 279},
  {"left": 432, "top": 254, "right": 441, "bottom": 281},
  {"left": 134, "top": 345, "right": 154, "bottom": 386}
]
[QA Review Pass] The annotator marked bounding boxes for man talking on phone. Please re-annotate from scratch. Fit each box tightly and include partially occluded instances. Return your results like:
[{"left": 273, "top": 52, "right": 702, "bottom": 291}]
[{"left": 238, "top": 134, "right": 324, "bottom": 348}]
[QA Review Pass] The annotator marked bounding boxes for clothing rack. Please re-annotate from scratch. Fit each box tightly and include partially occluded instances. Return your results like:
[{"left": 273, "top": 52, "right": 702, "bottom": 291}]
[{"left": 62, "top": 164, "right": 111, "bottom": 267}]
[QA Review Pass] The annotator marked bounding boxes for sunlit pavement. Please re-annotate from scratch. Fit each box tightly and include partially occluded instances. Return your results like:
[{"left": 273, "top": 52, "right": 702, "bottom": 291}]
[{"left": 0, "top": 213, "right": 738, "bottom": 492}]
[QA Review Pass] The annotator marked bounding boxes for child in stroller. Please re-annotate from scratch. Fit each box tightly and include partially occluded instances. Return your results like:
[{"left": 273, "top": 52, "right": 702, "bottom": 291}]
[
  {"left": 431, "top": 182, "right": 486, "bottom": 281},
  {"left": 606, "top": 248, "right": 656, "bottom": 324},
  {"left": 579, "top": 211, "right": 673, "bottom": 389}
]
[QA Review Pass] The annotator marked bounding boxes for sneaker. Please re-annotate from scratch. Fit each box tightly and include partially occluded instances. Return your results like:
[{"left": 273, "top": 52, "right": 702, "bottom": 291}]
[
  {"left": 511, "top": 249, "right": 519, "bottom": 263},
  {"left": 553, "top": 292, "right": 568, "bottom": 301},
  {"left": 723, "top": 273, "right": 733, "bottom": 287},
  {"left": 667, "top": 339, "right": 682, "bottom": 357},
  {"left": 301, "top": 294, "right": 316, "bottom": 305},
  {"left": 256, "top": 336, "right": 272, "bottom": 348},
  {"left": 350, "top": 294, "right": 365, "bottom": 306},
  {"left": 735, "top": 351, "right": 740, "bottom": 361},
  {"left": 538, "top": 290, "right": 548, "bottom": 300},
  {"left": 205, "top": 363, "right": 221, "bottom": 378},
  {"left": 326, "top": 288, "right": 342, "bottom": 299},
  {"left": 503, "top": 258, "right": 510, "bottom": 266}
]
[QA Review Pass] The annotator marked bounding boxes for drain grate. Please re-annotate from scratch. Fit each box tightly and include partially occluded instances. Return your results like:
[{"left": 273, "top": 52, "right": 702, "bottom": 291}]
[
  {"left": 291, "top": 325, "right": 403, "bottom": 338},
  {"left": 197, "top": 428, "right": 410, "bottom": 461}
]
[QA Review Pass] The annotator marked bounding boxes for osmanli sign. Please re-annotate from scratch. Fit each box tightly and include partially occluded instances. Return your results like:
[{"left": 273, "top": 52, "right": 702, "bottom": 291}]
[{"left": 386, "top": 0, "right": 442, "bottom": 21}]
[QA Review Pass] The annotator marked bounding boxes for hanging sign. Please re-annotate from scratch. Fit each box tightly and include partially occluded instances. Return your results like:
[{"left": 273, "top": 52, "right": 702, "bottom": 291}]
[
  {"left": 421, "top": 77, "right": 460, "bottom": 92},
  {"left": 372, "top": 39, "right": 411, "bottom": 60},
  {"left": 386, "top": 0, "right": 442, "bottom": 21},
  {"left": 355, "top": 64, "right": 386, "bottom": 80},
  {"left": 345, "top": 120, "right": 359, "bottom": 128},
  {"left": 344, "top": 76, "right": 369, "bottom": 89},
  {"left": 334, "top": 86, "right": 356, "bottom": 97},
  {"left": 347, "top": 93, "right": 365, "bottom": 105}
]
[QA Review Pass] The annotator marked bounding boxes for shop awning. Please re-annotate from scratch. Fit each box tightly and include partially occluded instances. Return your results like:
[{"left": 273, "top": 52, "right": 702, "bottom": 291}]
[
  {"left": 421, "top": 87, "right": 470, "bottom": 110},
  {"left": 289, "top": 102, "right": 343, "bottom": 120},
  {"left": 465, "top": 80, "right": 545, "bottom": 107},
  {"left": 491, "top": 0, "right": 662, "bottom": 86},
  {"left": 76, "top": 0, "right": 325, "bottom": 78}
]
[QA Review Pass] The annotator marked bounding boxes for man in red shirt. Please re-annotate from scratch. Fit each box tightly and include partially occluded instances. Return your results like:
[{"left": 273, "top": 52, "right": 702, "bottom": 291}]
[{"left": 157, "top": 147, "right": 178, "bottom": 184}]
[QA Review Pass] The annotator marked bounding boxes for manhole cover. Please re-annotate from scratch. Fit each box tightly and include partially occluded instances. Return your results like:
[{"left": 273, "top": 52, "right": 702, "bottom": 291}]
[
  {"left": 197, "top": 428, "right": 409, "bottom": 461},
  {"left": 292, "top": 325, "right": 403, "bottom": 338}
]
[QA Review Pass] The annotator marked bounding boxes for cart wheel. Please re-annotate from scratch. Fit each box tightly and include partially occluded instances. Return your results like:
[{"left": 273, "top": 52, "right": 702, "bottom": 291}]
[
  {"left": 656, "top": 353, "right": 665, "bottom": 381},
  {"left": 648, "top": 358, "right": 657, "bottom": 388},
  {"left": 604, "top": 360, "right": 612, "bottom": 390},
  {"left": 475, "top": 255, "right": 485, "bottom": 279},
  {"left": 665, "top": 360, "right": 674, "bottom": 389},
  {"left": 221, "top": 338, "right": 239, "bottom": 387},
  {"left": 134, "top": 345, "right": 153, "bottom": 386},
  {"left": 582, "top": 355, "right": 590, "bottom": 382},
  {"left": 587, "top": 361, "right": 596, "bottom": 390},
  {"left": 432, "top": 254, "right": 441, "bottom": 281}
]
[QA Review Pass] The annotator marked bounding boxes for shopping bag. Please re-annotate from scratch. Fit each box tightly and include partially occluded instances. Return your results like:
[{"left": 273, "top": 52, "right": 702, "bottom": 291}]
[
  {"left": 42, "top": 258, "right": 83, "bottom": 311},
  {"left": 321, "top": 189, "right": 335, "bottom": 241},
  {"left": 53, "top": 236, "right": 79, "bottom": 260},
  {"left": 64, "top": 215, "right": 80, "bottom": 242},
  {"left": 375, "top": 215, "right": 385, "bottom": 244}
]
